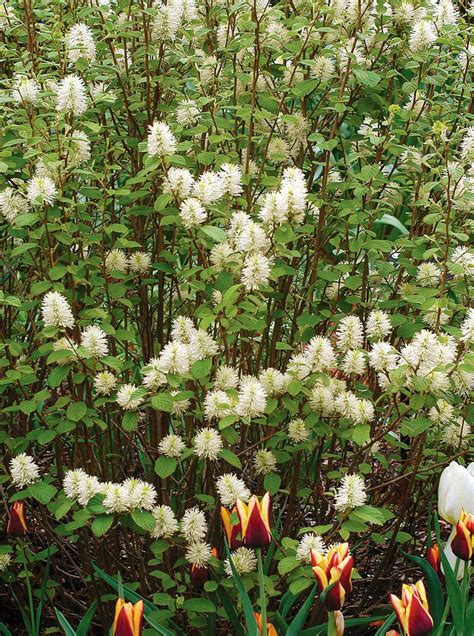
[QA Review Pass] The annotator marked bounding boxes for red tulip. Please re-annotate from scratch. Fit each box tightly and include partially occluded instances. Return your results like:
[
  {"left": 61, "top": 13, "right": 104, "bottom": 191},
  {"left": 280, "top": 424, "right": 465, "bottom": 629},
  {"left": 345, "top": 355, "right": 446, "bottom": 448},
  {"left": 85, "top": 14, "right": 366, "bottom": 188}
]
[
  {"left": 311, "top": 543, "right": 353, "bottom": 611},
  {"left": 235, "top": 493, "right": 271, "bottom": 549},
  {"left": 451, "top": 509, "right": 474, "bottom": 562},
  {"left": 7, "top": 502, "right": 27, "bottom": 537},
  {"left": 389, "top": 580, "right": 434, "bottom": 636},
  {"left": 113, "top": 599, "right": 144, "bottom": 636},
  {"left": 190, "top": 547, "right": 218, "bottom": 589},
  {"left": 426, "top": 545, "right": 444, "bottom": 582},
  {"left": 220, "top": 506, "right": 242, "bottom": 550}
]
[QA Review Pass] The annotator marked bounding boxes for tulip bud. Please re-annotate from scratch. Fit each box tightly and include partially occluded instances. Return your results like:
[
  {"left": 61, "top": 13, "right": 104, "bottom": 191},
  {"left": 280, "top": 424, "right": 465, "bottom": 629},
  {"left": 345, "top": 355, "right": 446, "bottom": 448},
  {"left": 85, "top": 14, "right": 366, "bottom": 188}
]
[
  {"left": 220, "top": 507, "right": 242, "bottom": 550},
  {"left": 7, "top": 502, "right": 27, "bottom": 537},
  {"left": 426, "top": 544, "right": 444, "bottom": 582},
  {"left": 113, "top": 599, "right": 144, "bottom": 636},
  {"left": 190, "top": 547, "right": 218, "bottom": 589},
  {"left": 254, "top": 613, "right": 278, "bottom": 635},
  {"left": 236, "top": 493, "right": 271, "bottom": 549},
  {"left": 451, "top": 509, "right": 474, "bottom": 562},
  {"left": 389, "top": 580, "right": 433, "bottom": 636}
]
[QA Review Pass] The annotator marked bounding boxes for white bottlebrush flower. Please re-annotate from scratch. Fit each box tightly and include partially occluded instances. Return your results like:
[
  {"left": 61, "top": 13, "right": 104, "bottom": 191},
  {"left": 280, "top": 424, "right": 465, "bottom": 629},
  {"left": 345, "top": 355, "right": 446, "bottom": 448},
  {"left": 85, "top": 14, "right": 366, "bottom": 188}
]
[
  {"left": 176, "top": 99, "right": 201, "bottom": 127},
  {"left": 63, "top": 468, "right": 88, "bottom": 499},
  {"left": 287, "top": 353, "right": 312, "bottom": 381},
  {"left": 116, "top": 384, "right": 145, "bottom": 411},
  {"left": 442, "top": 418, "right": 471, "bottom": 448},
  {"left": 193, "top": 428, "right": 223, "bottom": 461},
  {"left": 313, "top": 56, "right": 335, "bottom": 82},
  {"left": 237, "top": 376, "right": 267, "bottom": 418},
  {"left": 170, "top": 390, "right": 190, "bottom": 415},
  {"left": 105, "top": 249, "right": 128, "bottom": 274},
  {"left": 309, "top": 384, "right": 336, "bottom": 417},
  {"left": 214, "top": 365, "right": 239, "bottom": 390},
  {"left": 460, "top": 308, "right": 474, "bottom": 343},
  {"left": 66, "top": 130, "right": 91, "bottom": 166},
  {"left": 241, "top": 253, "right": 272, "bottom": 291},
  {"left": 288, "top": 418, "right": 309, "bottom": 443},
  {"left": 204, "top": 390, "right": 235, "bottom": 420},
  {"left": 368, "top": 342, "right": 398, "bottom": 372},
  {"left": 122, "top": 478, "right": 157, "bottom": 511},
  {"left": 342, "top": 350, "right": 367, "bottom": 376},
  {"left": 65, "top": 23, "right": 96, "bottom": 64},
  {"left": 335, "top": 316, "right": 364, "bottom": 351},
  {"left": 152, "top": 1, "right": 182, "bottom": 41},
  {"left": 77, "top": 474, "right": 102, "bottom": 507},
  {"left": 352, "top": 399, "right": 375, "bottom": 424},
  {"left": 163, "top": 167, "right": 194, "bottom": 200},
  {"left": 0, "top": 553, "right": 12, "bottom": 571},
  {"left": 236, "top": 221, "right": 268, "bottom": 255},
  {"left": 409, "top": 20, "right": 437, "bottom": 52},
  {"left": 41, "top": 292, "right": 75, "bottom": 329},
  {"left": 171, "top": 316, "right": 196, "bottom": 344},
  {"left": 11, "top": 75, "right": 39, "bottom": 104},
  {"left": 181, "top": 507, "right": 207, "bottom": 543},
  {"left": 416, "top": 262, "right": 441, "bottom": 287},
  {"left": 147, "top": 121, "right": 177, "bottom": 157},
  {"left": 185, "top": 541, "right": 212, "bottom": 567},
  {"left": 428, "top": 399, "right": 454, "bottom": 424},
  {"left": 158, "top": 341, "right": 191, "bottom": 375},
  {"left": 142, "top": 358, "right": 167, "bottom": 391},
  {"left": 158, "top": 433, "right": 186, "bottom": 458},
  {"left": 192, "top": 172, "right": 224, "bottom": 206},
  {"left": 335, "top": 391, "right": 360, "bottom": 420},
  {"left": 219, "top": 163, "right": 243, "bottom": 197},
  {"left": 460, "top": 127, "right": 474, "bottom": 160},
  {"left": 216, "top": 473, "right": 251, "bottom": 506},
  {"left": 451, "top": 246, "right": 474, "bottom": 278},
  {"left": 366, "top": 310, "right": 392, "bottom": 341},
  {"left": 55, "top": 75, "right": 88, "bottom": 116},
  {"left": 10, "top": 453, "right": 40, "bottom": 488},
  {"left": 128, "top": 251, "right": 151, "bottom": 274},
  {"left": 296, "top": 533, "right": 325, "bottom": 564},
  {"left": 254, "top": 449, "right": 277, "bottom": 475},
  {"left": 81, "top": 325, "right": 108, "bottom": 358},
  {"left": 102, "top": 483, "right": 129, "bottom": 514},
  {"left": 151, "top": 505, "right": 179, "bottom": 538},
  {"left": 210, "top": 242, "right": 237, "bottom": 271},
  {"left": 26, "top": 176, "right": 57, "bottom": 206},
  {"left": 179, "top": 198, "right": 207, "bottom": 228},
  {"left": 94, "top": 371, "right": 117, "bottom": 395},
  {"left": 303, "top": 336, "right": 336, "bottom": 372},
  {"left": 0, "top": 187, "right": 29, "bottom": 223},
  {"left": 224, "top": 547, "right": 257, "bottom": 576},
  {"left": 435, "top": 0, "right": 458, "bottom": 27},
  {"left": 335, "top": 474, "right": 367, "bottom": 512},
  {"left": 259, "top": 368, "right": 288, "bottom": 397}
]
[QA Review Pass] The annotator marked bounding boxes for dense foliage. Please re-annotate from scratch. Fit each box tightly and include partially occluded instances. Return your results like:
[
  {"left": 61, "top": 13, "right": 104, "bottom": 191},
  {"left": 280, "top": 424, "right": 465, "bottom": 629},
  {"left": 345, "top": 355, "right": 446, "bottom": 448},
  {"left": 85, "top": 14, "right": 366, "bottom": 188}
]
[{"left": 0, "top": 0, "right": 473, "bottom": 633}]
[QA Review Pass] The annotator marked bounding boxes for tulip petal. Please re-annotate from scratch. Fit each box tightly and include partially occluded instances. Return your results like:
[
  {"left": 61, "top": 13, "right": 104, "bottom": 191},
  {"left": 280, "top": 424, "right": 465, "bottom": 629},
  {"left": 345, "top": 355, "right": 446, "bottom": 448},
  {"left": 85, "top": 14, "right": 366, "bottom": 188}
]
[
  {"left": 406, "top": 591, "right": 434, "bottom": 636},
  {"left": 133, "top": 600, "right": 144, "bottom": 636}
]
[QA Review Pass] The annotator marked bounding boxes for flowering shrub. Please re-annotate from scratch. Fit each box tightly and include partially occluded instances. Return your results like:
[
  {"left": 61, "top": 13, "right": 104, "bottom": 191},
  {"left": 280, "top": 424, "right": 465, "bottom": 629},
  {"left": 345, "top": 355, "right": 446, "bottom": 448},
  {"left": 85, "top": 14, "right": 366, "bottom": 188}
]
[{"left": 0, "top": 0, "right": 473, "bottom": 633}]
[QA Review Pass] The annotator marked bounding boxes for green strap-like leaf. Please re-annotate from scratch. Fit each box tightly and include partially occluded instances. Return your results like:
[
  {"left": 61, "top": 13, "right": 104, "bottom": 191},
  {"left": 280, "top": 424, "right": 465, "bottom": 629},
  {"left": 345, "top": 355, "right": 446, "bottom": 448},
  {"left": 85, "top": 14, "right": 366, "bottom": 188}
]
[
  {"left": 77, "top": 601, "right": 98, "bottom": 636},
  {"left": 224, "top": 542, "right": 259, "bottom": 636},
  {"left": 55, "top": 609, "right": 77, "bottom": 636},
  {"left": 286, "top": 582, "right": 319, "bottom": 636}
]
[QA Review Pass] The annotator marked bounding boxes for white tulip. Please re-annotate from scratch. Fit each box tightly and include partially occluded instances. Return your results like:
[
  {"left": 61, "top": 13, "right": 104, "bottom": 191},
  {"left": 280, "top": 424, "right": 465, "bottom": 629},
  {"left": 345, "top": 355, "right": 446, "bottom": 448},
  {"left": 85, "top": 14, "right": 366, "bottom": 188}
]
[
  {"left": 438, "top": 461, "right": 474, "bottom": 579},
  {"left": 438, "top": 461, "right": 474, "bottom": 524}
]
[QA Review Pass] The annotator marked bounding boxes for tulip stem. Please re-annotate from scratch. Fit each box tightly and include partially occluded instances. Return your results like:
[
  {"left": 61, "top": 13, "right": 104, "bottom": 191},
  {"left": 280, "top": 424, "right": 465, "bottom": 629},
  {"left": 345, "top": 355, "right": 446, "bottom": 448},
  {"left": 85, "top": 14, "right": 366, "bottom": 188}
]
[
  {"left": 257, "top": 548, "right": 267, "bottom": 632},
  {"left": 327, "top": 611, "right": 336, "bottom": 636}
]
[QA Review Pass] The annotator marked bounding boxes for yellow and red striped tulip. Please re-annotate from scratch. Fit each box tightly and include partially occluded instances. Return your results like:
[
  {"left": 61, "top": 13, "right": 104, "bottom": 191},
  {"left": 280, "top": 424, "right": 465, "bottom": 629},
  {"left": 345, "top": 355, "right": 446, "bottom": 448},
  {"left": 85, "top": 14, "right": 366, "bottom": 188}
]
[
  {"left": 113, "top": 598, "right": 144, "bottom": 636},
  {"left": 7, "top": 502, "right": 27, "bottom": 537},
  {"left": 389, "top": 580, "right": 434, "bottom": 636},
  {"left": 236, "top": 493, "right": 271, "bottom": 549},
  {"left": 254, "top": 613, "right": 278, "bottom": 635},
  {"left": 451, "top": 509, "right": 474, "bottom": 562},
  {"left": 220, "top": 506, "right": 242, "bottom": 550},
  {"left": 310, "top": 544, "right": 353, "bottom": 611}
]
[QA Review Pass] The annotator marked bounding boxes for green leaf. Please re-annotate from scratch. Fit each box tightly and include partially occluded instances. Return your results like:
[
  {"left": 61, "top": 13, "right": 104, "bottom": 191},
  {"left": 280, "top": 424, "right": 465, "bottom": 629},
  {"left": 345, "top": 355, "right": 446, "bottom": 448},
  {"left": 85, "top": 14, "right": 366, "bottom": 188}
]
[
  {"left": 352, "top": 506, "right": 386, "bottom": 526},
  {"left": 130, "top": 509, "right": 156, "bottom": 532},
  {"left": 278, "top": 556, "right": 299, "bottom": 576},
  {"left": 76, "top": 602, "right": 97, "bottom": 636},
  {"left": 352, "top": 423, "right": 370, "bottom": 445},
  {"left": 154, "top": 456, "right": 177, "bottom": 478},
  {"left": 219, "top": 449, "right": 242, "bottom": 469},
  {"left": 201, "top": 225, "right": 227, "bottom": 243},
  {"left": 151, "top": 393, "right": 174, "bottom": 412},
  {"left": 374, "top": 214, "right": 408, "bottom": 236},
  {"left": 55, "top": 609, "right": 77, "bottom": 636},
  {"left": 91, "top": 515, "right": 114, "bottom": 537},
  {"left": 264, "top": 473, "right": 281, "bottom": 495},
  {"left": 182, "top": 598, "right": 216, "bottom": 613},
  {"left": 28, "top": 482, "right": 57, "bottom": 504},
  {"left": 66, "top": 402, "right": 87, "bottom": 422},
  {"left": 286, "top": 583, "right": 319, "bottom": 635}
]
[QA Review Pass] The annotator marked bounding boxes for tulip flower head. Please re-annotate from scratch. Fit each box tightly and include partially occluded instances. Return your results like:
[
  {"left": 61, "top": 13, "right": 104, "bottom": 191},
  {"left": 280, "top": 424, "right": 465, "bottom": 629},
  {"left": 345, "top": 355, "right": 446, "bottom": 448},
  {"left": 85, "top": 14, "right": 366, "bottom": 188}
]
[
  {"left": 7, "top": 501, "right": 27, "bottom": 537},
  {"left": 236, "top": 493, "right": 271, "bottom": 549},
  {"left": 310, "top": 543, "right": 353, "bottom": 611},
  {"left": 113, "top": 598, "right": 144, "bottom": 636},
  {"left": 220, "top": 506, "right": 243, "bottom": 550},
  {"left": 254, "top": 613, "right": 278, "bottom": 635},
  {"left": 450, "top": 509, "right": 474, "bottom": 562},
  {"left": 426, "top": 544, "right": 444, "bottom": 582},
  {"left": 389, "top": 580, "right": 434, "bottom": 636},
  {"left": 438, "top": 461, "right": 474, "bottom": 525}
]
